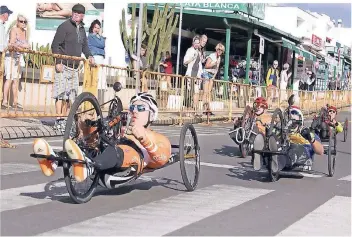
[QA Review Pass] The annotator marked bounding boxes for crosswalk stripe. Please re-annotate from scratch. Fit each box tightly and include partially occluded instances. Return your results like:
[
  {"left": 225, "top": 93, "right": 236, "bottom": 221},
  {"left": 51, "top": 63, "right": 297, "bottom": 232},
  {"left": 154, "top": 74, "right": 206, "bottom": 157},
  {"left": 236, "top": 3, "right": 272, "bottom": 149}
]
[
  {"left": 276, "top": 195, "right": 351, "bottom": 236},
  {"left": 0, "top": 163, "right": 40, "bottom": 175},
  {"left": 39, "top": 184, "right": 273, "bottom": 236},
  {"left": 338, "top": 175, "right": 351, "bottom": 181},
  {"left": 0, "top": 175, "right": 158, "bottom": 213}
]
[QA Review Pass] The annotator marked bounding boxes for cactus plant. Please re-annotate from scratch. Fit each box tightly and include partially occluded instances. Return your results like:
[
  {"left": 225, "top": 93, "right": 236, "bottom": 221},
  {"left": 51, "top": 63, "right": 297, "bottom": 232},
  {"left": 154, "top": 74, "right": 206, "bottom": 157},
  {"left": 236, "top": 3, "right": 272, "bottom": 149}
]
[
  {"left": 119, "top": 3, "right": 179, "bottom": 71},
  {"left": 26, "top": 43, "right": 54, "bottom": 69}
]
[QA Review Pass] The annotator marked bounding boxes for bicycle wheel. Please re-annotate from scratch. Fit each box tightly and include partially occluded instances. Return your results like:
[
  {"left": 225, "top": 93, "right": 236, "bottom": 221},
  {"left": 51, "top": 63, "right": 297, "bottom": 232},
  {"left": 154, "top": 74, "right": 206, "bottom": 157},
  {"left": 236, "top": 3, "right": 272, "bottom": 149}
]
[
  {"left": 267, "top": 135, "right": 280, "bottom": 182},
  {"left": 327, "top": 127, "right": 336, "bottom": 177},
  {"left": 239, "top": 105, "right": 252, "bottom": 158},
  {"left": 107, "top": 97, "right": 123, "bottom": 140},
  {"left": 63, "top": 92, "right": 102, "bottom": 204},
  {"left": 179, "top": 123, "right": 200, "bottom": 191},
  {"left": 268, "top": 108, "right": 284, "bottom": 143},
  {"left": 343, "top": 118, "right": 348, "bottom": 142}
]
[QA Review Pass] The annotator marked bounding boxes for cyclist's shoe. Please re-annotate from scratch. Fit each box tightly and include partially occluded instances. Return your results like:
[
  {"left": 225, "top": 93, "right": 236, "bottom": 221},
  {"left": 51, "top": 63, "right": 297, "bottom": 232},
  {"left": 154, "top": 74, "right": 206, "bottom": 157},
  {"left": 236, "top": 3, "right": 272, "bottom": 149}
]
[
  {"left": 64, "top": 139, "right": 94, "bottom": 182},
  {"left": 253, "top": 133, "right": 264, "bottom": 171},
  {"left": 33, "top": 138, "right": 58, "bottom": 176}
]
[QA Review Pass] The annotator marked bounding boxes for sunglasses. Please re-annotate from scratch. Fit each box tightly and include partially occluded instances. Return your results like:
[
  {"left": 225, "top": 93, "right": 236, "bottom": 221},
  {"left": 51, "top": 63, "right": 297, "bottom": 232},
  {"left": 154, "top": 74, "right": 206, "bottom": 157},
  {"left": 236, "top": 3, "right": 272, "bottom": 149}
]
[
  {"left": 19, "top": 20, "right": 27, "bottom": 24},
  {"left": 328, "top": 110, "right": 336, "bottom": 114},
  {"left": 129, "top": 104, "right": 150, "bottom": 112}
]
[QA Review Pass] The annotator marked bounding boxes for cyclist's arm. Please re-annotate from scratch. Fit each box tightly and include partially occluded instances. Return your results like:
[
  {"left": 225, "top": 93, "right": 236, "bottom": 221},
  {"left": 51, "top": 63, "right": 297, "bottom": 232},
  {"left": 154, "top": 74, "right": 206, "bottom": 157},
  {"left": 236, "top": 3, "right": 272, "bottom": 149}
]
[
  {"left": 140, "top": 133, "right": 171, "bottom": 165},
  {"left": 311, "top": 133, "right": 324, "bottom": 155}
]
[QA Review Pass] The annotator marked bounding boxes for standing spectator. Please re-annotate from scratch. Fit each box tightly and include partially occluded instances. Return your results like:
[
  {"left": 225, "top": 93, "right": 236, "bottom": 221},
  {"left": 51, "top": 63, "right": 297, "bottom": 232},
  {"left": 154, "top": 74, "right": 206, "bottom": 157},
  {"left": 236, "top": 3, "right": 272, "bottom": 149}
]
[
  {"left": 307, "top": 71, "right": 316, "bottom": 91},
  {"left": 265, "top": 60, "right": 280, "bottom": 102},
  {"left": 199, "top": 34, "right": 208, "bottom": 64},
  {"left": 0, "top": 5, "right": 12, "bottom": 60},
  {"left": 88, "top": 19, "right": 107, "bottom": 102},
  {"left": 183, "top": 35, "right": 202, "bottom": 115},
  {"left": 279, "top": 63, "right": 290, "bottom": 101},
  {"left": 51, "top": 3, "right": 94, "bottom": 131},
  {"left": 3, "top": 14, "right": 30, "bottom": 109},
  {"left": 0, "top": 5, "right": 15, "bottom": 149},
  {"left": 265, "top": 60, "right": 279, "bottom": 87},
  {"left": 202, "top": 43, "right": 225, "bottom": 115},
  {"left": 159, "top": 51, "right": 173, "bottom": 88}
]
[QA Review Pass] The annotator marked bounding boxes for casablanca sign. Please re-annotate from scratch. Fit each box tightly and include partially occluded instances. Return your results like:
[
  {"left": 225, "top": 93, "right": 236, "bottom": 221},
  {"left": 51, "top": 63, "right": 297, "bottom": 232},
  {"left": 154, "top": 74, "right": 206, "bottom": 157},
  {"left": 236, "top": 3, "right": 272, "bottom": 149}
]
[{"left": 146, "top": 3, "right": 266, "bottom": 20}]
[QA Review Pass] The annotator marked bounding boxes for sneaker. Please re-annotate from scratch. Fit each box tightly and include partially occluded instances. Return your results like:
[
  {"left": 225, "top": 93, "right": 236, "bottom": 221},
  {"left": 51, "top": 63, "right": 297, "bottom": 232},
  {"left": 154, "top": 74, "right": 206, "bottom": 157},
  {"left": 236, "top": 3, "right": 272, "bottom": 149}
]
[
  {"left": 33, "top": 138, "right": 58, "bottom": 176},
  {"left": 253, "top": 134, "right": 265, "bottom": 171},
  {"left": 64, "top": 139, "right": 94, "bottom": 183}
]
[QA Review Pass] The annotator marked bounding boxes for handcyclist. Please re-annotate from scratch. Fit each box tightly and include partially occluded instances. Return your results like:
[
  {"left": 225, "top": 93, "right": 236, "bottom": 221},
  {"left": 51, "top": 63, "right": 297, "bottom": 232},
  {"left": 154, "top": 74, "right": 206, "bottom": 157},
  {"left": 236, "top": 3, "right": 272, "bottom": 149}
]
[
  {"left": 33, "top": 92, "right": 172, "bottom": 182},
  {"left": 231, "top": 97, "right": 271, "bottom": 144},
  {"left": 311, "top": 105, "right": 343, "bottom": 139},
  {"left": 253, "top": 105, "right": 324, "bottom": 172}
]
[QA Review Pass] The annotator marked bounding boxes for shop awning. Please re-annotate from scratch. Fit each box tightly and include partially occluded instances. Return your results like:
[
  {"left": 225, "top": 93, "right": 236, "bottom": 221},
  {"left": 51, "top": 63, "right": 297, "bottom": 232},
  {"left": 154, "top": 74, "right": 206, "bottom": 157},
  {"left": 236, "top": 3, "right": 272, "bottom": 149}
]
[{"left": 282, "top": 38, "right": 317, "bottom": 62}]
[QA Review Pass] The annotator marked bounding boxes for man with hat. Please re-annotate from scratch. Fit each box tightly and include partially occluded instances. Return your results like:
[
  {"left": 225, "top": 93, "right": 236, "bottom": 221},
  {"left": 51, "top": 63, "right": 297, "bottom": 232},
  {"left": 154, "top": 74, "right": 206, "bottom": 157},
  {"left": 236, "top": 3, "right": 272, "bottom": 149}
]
[
  {"left": 51, "top": 3, "right": 94, "bottom": 132},
  {"left": 0, "top": 5, "right": 13, "bottom": 58}
]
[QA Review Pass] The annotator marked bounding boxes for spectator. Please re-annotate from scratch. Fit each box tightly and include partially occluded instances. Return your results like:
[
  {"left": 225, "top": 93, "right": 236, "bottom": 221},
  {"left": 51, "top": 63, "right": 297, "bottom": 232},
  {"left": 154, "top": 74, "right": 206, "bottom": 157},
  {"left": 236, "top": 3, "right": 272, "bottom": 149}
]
[
  {"left": 265, "top": 60, "right": 279, "bottom": 87},
  {"left": 203, "top": 43, "right": 225, "bottom": 115},
  {"left": 159, "top": 51, "right": 173, "bottom": 89},
  {"left": 0, "top": 5, "right": 12, "bottom": 59},
  {"left": 2, "top": 14, "right": 30, "bottom": 109},
  {"left": 199, "top": 34, "right": 208, "bottom": 64},
  {"left": 266, "top": 60, "right": 280, "bottom": 102},
  {"left": 183, "top": 35, "right": 202, "bottom": 115},
  {"left": 279, "top": 63, "right": 290, "bottom": 101},
  {"left": 131, "top": 43, "right": 148, "bottom": 70},
  {"left": 307, "top": 71, "right": 316, "bottom": 91},
  {"left": 51, "top": 3, "right": 94, "bottom": 131},
  {"left": 88, "top": 19, "right": 107, "bottom": 102}
]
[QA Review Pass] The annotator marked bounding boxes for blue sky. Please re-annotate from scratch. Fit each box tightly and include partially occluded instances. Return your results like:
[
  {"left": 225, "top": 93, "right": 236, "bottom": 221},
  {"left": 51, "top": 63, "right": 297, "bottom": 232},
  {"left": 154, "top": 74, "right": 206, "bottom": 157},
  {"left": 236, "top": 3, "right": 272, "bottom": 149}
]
[{"left": 282, "top": 3, "right": 351, "bottom": 27}]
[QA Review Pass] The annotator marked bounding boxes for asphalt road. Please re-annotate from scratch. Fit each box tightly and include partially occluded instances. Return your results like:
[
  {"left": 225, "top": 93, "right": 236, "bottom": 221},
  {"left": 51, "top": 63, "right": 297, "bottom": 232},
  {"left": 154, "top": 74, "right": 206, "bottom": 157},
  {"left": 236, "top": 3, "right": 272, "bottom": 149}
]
[{"left": 1, "top": 109, "right": 351, "bottom": 236}]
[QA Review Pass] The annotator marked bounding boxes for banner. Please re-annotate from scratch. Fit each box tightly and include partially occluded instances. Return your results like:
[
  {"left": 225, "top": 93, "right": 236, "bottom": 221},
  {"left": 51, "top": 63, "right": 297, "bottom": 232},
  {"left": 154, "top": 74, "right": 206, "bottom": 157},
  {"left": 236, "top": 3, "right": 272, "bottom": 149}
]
[{"left": 35, "top": 3, "right": 104, "bottom": 31}]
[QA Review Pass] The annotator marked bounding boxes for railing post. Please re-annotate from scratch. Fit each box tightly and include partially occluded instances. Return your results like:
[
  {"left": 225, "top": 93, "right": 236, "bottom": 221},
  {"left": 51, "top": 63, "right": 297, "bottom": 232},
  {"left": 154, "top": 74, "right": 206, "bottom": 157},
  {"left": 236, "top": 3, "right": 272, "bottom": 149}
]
[
  {"left": 229, "top": 82, "right": 233, "bottom": 121},
  {"left": 179, "top": 76, "right": 185, "bottom": 126}
]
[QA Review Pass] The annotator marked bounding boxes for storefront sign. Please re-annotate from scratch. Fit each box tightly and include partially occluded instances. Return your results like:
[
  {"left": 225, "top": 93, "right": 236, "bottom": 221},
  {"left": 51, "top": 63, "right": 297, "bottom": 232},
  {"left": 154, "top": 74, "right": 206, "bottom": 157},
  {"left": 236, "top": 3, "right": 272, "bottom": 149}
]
[
  {"left": 312, "top": 34, "right": 322, "bottom": 48},
  {"left": 145, "top": 3, "right": 266, "bottom": 19}
]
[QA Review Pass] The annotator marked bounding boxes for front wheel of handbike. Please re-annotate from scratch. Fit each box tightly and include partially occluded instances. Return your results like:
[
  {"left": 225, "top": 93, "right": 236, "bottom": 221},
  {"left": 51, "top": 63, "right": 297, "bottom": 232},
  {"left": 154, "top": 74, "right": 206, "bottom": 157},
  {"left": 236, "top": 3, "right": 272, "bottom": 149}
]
[
  {"left": 327, "top": 127, "right": 336, "bottom": 177},
  {"left": 239, "top": 105, "right": 252, "bottom": 158},
  {"left": 63, "top": 92, "right": 101, "bottom": 204},
  {"left": 179, "top": 123, "right": 200, "bottom": 191}
]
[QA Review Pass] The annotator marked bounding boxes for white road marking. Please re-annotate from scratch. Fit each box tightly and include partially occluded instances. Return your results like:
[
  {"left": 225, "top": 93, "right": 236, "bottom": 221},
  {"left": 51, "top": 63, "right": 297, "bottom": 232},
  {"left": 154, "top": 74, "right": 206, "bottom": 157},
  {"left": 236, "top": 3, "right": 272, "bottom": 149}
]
[
  {"left": 276, "top": 196, "right": 351, "bottom": 236},
  {"left": 39, "top": 184, "right": 273, "bottom": 236},
  {"left": 0, "top": 163, "right": 40, "bottom": 175},
  {"left": 338, "top": 175, "right": 351, "bottom": 181},
  {"left": 0, "top": 175, "right": 158, "bottom": 213}
]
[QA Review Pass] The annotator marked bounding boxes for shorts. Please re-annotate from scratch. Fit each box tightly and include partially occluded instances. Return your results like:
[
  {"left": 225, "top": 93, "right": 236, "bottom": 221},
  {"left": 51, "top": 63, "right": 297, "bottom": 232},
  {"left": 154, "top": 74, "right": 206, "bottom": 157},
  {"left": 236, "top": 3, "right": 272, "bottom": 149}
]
[
  {"left": 202, "top": 70, "right": 215, "bottom": 80},
  {"left": 52, "top": 65, "right": 79, "bottom": 103},
  {"left": 5, "top": 56, "right": 22, "bottom": 80}
]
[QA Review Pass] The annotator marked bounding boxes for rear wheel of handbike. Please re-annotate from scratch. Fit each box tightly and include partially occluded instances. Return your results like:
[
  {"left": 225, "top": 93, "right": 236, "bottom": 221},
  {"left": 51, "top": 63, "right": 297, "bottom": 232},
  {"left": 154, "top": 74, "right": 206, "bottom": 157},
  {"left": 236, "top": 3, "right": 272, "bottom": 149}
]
[
  {"left": 239, "top": 105, "right": 252, "bottom": 158},
  {"left": 63, "top": 92, "right": 102, "bottom": 204},
  {"left": 179, "top": 123, "right": 200, "bottom": 191},
  {"left": 343, "top": 118, "right": 348, "bottom": 142}
]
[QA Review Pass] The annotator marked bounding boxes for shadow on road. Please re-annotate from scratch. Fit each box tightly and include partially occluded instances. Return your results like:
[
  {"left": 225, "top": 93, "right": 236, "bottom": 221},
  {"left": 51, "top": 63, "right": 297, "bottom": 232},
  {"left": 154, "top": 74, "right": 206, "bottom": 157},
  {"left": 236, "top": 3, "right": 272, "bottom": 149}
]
[
  {"left": 213, "top": 145, "right": 241, "bottom": 158},
  {"left": 20, "top": 176, "right": 185, "bottom": 204}
]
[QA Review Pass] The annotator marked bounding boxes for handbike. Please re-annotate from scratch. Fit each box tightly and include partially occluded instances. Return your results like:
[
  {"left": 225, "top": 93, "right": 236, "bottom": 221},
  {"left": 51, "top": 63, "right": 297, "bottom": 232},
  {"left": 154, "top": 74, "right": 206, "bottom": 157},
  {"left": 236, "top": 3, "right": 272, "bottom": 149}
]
[
  {"left": 30, "top": 82, "right": 201, "bottom": 204},
  {"left": 229, "top": 105, "right": 258, "bottom": 158}
]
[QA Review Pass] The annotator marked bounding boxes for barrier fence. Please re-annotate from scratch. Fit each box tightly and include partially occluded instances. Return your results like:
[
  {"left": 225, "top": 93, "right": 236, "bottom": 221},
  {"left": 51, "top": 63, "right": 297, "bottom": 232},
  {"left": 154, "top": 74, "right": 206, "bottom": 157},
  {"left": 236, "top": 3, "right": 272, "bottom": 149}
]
[{"left": 0, "top": 48, "right": 351, "bottom": 123}]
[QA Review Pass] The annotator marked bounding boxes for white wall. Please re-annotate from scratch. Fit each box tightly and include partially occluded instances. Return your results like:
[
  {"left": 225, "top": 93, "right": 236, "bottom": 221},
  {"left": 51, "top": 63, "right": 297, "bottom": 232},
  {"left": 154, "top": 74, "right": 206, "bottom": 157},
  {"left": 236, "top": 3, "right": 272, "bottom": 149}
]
[
  {"left": 263, "top": 7, "right": 297, "bottom": 36},
  {"left": 2, "top": 0, "right": 128, "bottom": 67}
]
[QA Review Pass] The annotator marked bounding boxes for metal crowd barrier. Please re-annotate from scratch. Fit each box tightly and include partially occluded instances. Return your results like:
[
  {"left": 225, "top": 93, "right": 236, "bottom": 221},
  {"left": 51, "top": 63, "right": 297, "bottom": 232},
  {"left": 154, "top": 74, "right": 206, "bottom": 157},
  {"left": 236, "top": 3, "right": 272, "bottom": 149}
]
[{"left": 0, "top": 48, "right": 350, "bottom": 122}]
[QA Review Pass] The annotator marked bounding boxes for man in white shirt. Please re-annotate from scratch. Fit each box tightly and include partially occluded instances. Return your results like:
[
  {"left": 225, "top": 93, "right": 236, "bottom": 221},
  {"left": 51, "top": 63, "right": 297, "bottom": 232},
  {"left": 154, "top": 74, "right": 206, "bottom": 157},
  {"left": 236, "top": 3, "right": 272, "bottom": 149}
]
[{"left": 0, "top": 6, "right": 12, "bottom": 54}]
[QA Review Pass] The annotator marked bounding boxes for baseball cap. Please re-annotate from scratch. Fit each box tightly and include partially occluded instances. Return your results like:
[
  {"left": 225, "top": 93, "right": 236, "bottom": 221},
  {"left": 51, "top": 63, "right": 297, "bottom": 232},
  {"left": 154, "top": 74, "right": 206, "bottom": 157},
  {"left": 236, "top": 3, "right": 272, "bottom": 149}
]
[
  {"left": 0, "top": 6, "right": 13, "bottom": 15},
  {"left": 72, "top": 4, "right": 85, "bottom": 14}
]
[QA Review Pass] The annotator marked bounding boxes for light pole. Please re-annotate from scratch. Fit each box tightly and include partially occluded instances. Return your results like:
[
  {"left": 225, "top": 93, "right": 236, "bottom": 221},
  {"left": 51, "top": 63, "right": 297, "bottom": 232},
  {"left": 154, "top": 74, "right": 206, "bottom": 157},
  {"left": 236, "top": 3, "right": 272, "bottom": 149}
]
[{"left": 135, "top": 3, "right": 144, "bottom": 93}]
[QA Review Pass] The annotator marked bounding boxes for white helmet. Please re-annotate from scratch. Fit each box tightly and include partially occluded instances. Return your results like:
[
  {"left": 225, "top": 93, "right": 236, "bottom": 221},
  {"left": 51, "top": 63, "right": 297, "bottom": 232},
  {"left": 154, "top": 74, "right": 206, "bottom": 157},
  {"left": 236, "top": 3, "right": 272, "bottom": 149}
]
[{"left": 130, "top": 92, "right": 158, "bottom": 122}]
